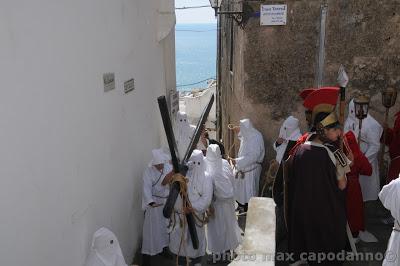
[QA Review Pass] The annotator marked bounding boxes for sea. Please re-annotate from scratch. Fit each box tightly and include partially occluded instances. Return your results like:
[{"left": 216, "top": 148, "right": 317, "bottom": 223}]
[{"left": 175, "top": 23, "right": 217, "bottom": 91}]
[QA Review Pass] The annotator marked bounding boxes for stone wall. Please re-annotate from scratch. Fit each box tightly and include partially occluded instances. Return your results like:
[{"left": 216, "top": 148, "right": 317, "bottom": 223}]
[{"left": 219, "top": 0, "right": 400, "bottom": 179}]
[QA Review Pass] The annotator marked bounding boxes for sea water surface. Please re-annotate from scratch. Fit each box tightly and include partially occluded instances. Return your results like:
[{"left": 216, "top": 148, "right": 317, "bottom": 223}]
[{"left": 175, "top": 23, "right": 217, "bottom": 91}]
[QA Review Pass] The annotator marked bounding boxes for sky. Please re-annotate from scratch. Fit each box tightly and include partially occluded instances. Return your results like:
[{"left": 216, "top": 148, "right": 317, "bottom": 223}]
[{"left": 175, "top": 0, "right": 217, "bottom": 24}]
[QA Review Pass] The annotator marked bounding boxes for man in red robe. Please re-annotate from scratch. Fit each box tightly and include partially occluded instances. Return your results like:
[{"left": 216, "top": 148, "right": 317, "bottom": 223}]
[
  {"left": 382, "top": 111, "right": 400, "bottom": 183},
  {"left": 344, "top": 131, "right": 372, "bottom": 241}
]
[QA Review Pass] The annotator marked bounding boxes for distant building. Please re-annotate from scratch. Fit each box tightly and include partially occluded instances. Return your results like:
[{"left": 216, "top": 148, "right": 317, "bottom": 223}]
[
  {"left": 217, "top": 0, "right": 400, "bottom": 164},
  {"left": 180, "top": 80, "right": 217, "bottom": 138},
  {"left": 0, "top": 1, "right": 176, "bottom": 265}
]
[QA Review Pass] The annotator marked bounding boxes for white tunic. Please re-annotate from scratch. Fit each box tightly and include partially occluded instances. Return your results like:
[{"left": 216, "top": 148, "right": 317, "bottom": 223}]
[
  {"left": 345, "top": 100, "right": 383, "bottom": 201},
  {"left": 233, "top": 119, "right": 265, "bottom": 205},
  {"left": 141, "top": 164, "right": 172, "bottom": 255},
  {"left": 207, "top": 159, "right": 242, "bottom": 253},
  {"left": 379, "top": 178, "right": 400, "bottom": 266},
  {"left": 169, "top": 150, "right": 213, "bottom": 259}
]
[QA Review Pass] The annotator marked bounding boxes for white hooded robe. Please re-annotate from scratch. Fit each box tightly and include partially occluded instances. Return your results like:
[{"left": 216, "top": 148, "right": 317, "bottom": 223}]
[
  {"left": 206, "top": 144, "right": 242, "bottom": 254},
  {"left": 233, "top": 119, "right": 265, "bottom": 205},
  {"left": 345, "top": 100, "right": 383, "bottom": 201},
  {"left": 169, "top": 150, "right": 213, "bottom": 259},
  {"left": 141, "top": 149, "right": 171, "bottom": 255}
]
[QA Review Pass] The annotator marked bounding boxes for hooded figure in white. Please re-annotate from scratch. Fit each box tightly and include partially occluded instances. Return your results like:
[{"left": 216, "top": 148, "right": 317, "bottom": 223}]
[
  {"left": 344, "top": 99, "right": 383, "bottom": 201},
  {"left": 85, "top": 227, "right": 127, "bottom": 266},
  {"left": 273, "top": 116, "right": 302, "bottom": 164},
  {"left": 169, "top": 150, "right": 213, "bottom": 262},
  {"left": 174, "top": 111, "right": 196, "bottom": 158},
  {"left": 232, "top": 119, "right": 265, "bottom": 205},
  {"left": 206, "top": 144, "right": 242, "bottom": 254},
  {"left": 141, "top": 148, "right": 172, "bottom": 256},
  {"left": 379, "top": 177, "right": 400, "bottom": 266}
]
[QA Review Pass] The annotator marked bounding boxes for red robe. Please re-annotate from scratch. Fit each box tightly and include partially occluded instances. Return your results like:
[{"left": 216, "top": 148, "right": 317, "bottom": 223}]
[
  {"left": 381, "top": 111, "right": 400, "bottom": 183},
  {"left": 344, "top": 131, "right": 372, "bottom": 234}
]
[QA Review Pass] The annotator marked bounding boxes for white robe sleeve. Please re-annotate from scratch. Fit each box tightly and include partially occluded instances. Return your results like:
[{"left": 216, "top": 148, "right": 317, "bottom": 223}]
[
  {"left": 142, "top": 168, "right": 154, "bottom": 210},
  {"left": 364, "top": 123, "right": 383, "bottom": 161},
  {"left": 191, "top": 175, "right": 213, "bottom": 213},
  {"left": 235, "top": 138, "right": 262, "bottom": 170}
]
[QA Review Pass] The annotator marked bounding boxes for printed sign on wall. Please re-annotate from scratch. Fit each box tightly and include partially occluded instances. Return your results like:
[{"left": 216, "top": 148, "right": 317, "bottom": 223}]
[
  {"left": 124, "top": 79, "right": 135, "bottom": 94},
  {"left": 103, "top": 73, "right": 115, "bottom": 92},
  {"left": 260, "top": 5, "right": 287, "bottom": 26}
]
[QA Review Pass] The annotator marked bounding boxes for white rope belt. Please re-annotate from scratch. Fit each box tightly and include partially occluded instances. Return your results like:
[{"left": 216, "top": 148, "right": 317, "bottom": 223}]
[
  {"left": 152, "top": 194, "right": 168, "bottom": 199},
  {"left": 235, "top": 162, "right": 262, "bottom": 179}
]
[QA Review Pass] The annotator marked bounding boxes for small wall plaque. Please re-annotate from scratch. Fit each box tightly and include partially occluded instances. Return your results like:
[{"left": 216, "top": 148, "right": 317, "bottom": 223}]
[
  {"left": 260, "top": 5, "right": 287, "bottom": 26},
  {"left": 124, "top": 79, "right": 135, "bottom": 94},
  {"left": 170, "top": 89, "right": 179, "bottom": 115},
  {"left": 103, "top": 73, "right": 115, "bottom": 92}
]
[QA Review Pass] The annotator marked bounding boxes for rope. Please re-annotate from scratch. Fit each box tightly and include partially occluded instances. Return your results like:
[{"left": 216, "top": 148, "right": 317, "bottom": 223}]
[
  {"left": 225, "top": 125, "right": 240, "bottom": 166},
  {"left": 260, "top": 159, "right": 279, "bottom": 196},
  {"left": 169, "top": 173, "right": 208, "bottom": 266},
  {"left": 170, "top": 173, "right": 190, "bottom": 266}
]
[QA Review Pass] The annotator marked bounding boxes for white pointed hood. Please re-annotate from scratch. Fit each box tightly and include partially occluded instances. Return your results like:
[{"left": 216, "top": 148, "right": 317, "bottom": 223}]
[
  {"left": 278, "top": 116, "right": 302, "bottom": 141},
  {"left": 205, "top": 144, "right": 223, "bottom": 176},
  {"left": 187, "top": 149, "right": 207, "bottom": 189},
  {"left": 174, "top": 111, "right": 195, "bottom": 157},
  {"left": 274, "top": 116, "right": 302, "bottom": 163},
  {"left": 238, "top": 118, "right": 255, "bottom": 139},
  {"left": 175, "top": 111, "right": 192, "bottom": 138},
  {"left": 85, "top": 228, "right": 127, "bottom": 266},
  {"left": 149, "top": 148, "right": 169, "bottom": 166}
]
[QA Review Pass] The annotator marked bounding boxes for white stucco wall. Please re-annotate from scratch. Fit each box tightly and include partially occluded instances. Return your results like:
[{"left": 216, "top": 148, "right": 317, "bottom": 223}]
[
  {"left": 181, "top": 83, "right": 217, "bottom": 138},
  {"left": 0, "top": 1, "right": 175, "bottom": 265}
]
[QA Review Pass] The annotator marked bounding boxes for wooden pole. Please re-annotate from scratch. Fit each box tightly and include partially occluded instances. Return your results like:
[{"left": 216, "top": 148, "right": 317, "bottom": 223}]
[
  {"left": 339, "top": 86, "right": 346, "bottom": 149},
  {"left": 379, "top": 108, "right": 390, "bottom": 186},
  {"left": 337, "top": 65, "right": 348, "bottom": 150}
]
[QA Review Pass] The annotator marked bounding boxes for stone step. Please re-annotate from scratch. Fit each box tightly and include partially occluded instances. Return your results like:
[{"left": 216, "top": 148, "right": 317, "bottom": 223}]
[{"left": 229, "top": 197, "right": 276, "bottom": 266}]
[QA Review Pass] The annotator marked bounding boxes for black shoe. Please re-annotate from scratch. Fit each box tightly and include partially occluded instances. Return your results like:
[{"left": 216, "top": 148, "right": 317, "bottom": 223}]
[{"left": 160, "top": 247, "right": 173, "bottom": 260}]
